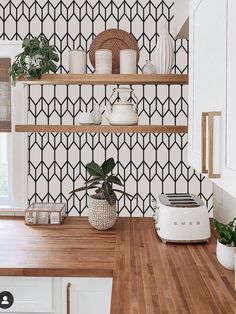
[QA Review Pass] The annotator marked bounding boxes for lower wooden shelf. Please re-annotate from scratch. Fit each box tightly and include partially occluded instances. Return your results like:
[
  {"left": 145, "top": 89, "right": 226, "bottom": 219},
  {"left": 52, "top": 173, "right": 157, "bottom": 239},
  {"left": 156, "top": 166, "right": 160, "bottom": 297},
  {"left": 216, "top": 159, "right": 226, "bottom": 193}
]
[{"left": 15, "top": 124, "right": 188, "bottom": 134}]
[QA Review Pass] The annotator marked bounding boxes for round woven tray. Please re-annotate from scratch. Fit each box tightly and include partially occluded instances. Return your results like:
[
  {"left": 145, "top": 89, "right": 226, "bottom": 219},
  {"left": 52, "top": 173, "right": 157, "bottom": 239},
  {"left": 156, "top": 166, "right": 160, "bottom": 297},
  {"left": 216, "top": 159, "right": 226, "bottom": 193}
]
[{"left": 89, "top": 29, "right": 140, "bottom": 74}]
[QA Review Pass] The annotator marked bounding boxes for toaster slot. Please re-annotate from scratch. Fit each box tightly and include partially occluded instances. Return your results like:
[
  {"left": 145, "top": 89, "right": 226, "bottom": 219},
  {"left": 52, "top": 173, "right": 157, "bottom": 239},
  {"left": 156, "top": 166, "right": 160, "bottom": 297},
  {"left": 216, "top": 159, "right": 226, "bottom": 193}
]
[
  {"left": 169, "top": 199, "right": 195, "bottom": 202},
  {"left": 159, "top": 193, "right": 204, "bottom": 208},
  {"left": 170, "top": 202, "right": 198, "bottom": 205},
  {"left": 170, "top": 203, "right": 199, "bottom": 208},
  {"left": 166, "top": 194, "right": 192, "bottom": 198}
]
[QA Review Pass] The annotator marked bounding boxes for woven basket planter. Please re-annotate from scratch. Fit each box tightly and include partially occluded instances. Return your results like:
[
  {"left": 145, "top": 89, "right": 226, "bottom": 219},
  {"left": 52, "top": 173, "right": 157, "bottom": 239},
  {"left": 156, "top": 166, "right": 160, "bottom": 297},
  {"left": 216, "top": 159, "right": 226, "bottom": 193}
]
[{"left": 88, "top": 195, "right": 117, "bottom": 230}]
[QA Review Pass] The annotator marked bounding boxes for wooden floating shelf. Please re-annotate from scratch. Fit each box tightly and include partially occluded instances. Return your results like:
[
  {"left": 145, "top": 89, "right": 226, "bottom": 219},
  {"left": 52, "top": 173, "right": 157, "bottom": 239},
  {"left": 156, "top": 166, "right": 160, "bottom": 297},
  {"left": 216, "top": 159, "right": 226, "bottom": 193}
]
[
  {"left": 15, "top": 124, "right": 188, "bottom": 134},
  {"left": 17, "top": 74, "right": 188, "bottom": 86}
]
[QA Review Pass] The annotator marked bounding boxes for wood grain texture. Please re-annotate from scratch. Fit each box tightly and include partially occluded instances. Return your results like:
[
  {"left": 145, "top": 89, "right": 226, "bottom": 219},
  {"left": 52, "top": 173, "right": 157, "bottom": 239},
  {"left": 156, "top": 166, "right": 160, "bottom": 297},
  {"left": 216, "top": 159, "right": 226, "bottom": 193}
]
[
  {"left": 15, "top": 124, "right": 188, "bottom": 134},
  {"left": 0, "top": 217, "right": 115, "bottom": 277},
  {"left": 0, "top": 217, "right": 235, "bottom": 314},
  {"left": 16, "top": 73, "right": 188, "bottom": 85},
  {"left": 0, "top": 120, "right": 11, "bottom": 133}
]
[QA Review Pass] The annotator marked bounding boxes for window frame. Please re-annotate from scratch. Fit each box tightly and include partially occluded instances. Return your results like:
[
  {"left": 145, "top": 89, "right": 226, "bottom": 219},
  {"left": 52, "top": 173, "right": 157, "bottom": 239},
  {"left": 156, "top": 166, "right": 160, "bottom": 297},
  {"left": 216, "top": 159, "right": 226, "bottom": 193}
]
[
  {"left": 0, "top": 40, "right": 28, "bottom": 210},
  {"left": 0, "top": 133, "right": 10, "bottom": 205}
]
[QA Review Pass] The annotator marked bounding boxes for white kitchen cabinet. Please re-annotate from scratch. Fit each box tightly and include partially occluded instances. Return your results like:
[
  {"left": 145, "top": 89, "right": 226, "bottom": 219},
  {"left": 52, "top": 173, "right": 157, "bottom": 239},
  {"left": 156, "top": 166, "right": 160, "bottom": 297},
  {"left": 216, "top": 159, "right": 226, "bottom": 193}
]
[
  {"left": 0, "top": 277, "right": 112, "bottom": 314},
  {"left": 189, "top": 0, "right": 236, "bottom": 199},
  {"left": 61, "top": 278, "right": 112, "bottom": 314},
  {"left": 188, "top": 0, "right": 227, "bottom": 179},
  {"left": 220, "top": 0, "right": 236, "bottom": 197},
  {"left": 0, "top": 277, "right": 52, "bottom": 313}
]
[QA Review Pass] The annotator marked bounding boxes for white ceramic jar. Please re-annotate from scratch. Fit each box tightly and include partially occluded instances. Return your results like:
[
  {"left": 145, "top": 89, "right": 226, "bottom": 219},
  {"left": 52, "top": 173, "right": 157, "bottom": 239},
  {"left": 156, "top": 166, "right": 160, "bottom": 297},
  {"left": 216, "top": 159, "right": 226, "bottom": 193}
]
[
  {"left": 69, "top": 49, "right": 87, "bottom": 74},
  {"left": 120, "top": 49, "right": 137, "bottom": 74},
  {"left": 95, "top": 49, "right": 112, "bottom": 74},
  {"left": 78, "top": 112, "right": 95, "bottom": 125}
]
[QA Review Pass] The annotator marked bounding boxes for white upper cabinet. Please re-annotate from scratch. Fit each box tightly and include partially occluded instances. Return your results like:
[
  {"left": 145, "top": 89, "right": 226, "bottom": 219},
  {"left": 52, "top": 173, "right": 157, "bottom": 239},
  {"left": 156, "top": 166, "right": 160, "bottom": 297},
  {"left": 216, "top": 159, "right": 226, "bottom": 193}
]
[
  {"left": 220, "top": 0, "right": 236, "bottom": 197},
  {"left": 189, "top": 0, "right": 236, "bottom": 199}
]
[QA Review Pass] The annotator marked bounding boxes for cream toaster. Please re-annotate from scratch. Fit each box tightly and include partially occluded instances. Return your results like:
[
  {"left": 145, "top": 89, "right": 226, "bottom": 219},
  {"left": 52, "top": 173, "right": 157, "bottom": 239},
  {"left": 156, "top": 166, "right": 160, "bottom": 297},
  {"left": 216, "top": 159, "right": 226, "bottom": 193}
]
[{"left": 154, "top": 193, "right": 211, "bottom": 243}]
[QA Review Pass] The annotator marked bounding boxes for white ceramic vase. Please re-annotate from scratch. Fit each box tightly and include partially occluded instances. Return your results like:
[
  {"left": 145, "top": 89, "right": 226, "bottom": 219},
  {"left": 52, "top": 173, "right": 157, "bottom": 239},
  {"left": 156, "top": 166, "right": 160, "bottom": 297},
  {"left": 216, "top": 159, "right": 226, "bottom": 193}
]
[
  {"left": 93, "top": 103, "right": 102, "bottom": 125},
  {"left": 155, "top": 23, "right": 174, "bottom": 74},
  {"left": 216, "top": 240, "right": 235, "bottom": 270}
]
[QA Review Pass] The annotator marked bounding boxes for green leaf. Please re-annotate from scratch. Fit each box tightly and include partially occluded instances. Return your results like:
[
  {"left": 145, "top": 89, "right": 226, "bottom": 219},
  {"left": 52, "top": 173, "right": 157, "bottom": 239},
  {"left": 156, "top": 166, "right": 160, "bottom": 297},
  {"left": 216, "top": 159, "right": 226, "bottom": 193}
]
[
  {"left": 102, "top": 182, "right": 117, "bottom": 205},
  {"left": 107, "top": 175, "right": 123, "bottom": 186},
  {"left": 101, "top": 158, "right": 115, "bottom": 176},
  {"left": 113, "top": 189, "right": 134, "bottom": 199},
  {"left": 214, "top": 218, "right": 236, "bottom": 246},
  {"left": 95, "top": 188, "right": 103, "bottom": 194},
  {"left": 85, "top": 177, "right": 102, "bottom": 185},
  {"left": 86, "top": 161, "right": 104, "bottom": 178},
  {"left": 69, "top": 182, "right": 99, "bottom": 194},
  {"left": 10, "top": 35, "right": 59, "bottom": 83}
]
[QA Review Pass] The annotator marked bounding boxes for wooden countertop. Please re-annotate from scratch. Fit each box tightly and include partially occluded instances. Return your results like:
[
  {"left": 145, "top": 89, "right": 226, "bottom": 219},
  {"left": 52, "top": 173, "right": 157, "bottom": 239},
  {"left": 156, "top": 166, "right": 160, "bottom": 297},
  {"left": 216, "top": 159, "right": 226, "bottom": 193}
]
[{"left": 0, "top": 217, "right": 235, "bottom": 314}]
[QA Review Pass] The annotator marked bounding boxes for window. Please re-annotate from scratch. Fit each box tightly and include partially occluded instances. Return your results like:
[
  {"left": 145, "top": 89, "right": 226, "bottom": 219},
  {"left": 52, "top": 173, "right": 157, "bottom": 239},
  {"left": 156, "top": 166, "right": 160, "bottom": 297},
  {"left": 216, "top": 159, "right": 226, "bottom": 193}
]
[
  {"left": 0, "top": 58, "right": 11, "bottom": 205},
  {"left": 0, "top": 58, "right": 11, "bottom": 132},
  {"left": 0, "top": 134, "right": 9, "bottom": 199},
  {"left": 0, "top": 41, "right": 27, "bottom": 209}
]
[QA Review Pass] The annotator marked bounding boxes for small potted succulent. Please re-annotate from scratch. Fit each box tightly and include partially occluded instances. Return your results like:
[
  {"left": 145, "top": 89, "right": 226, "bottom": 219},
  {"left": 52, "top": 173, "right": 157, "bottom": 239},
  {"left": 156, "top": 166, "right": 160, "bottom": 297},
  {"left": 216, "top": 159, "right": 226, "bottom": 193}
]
[
  {"left": 10, "top": 35, "right": 59, "bottom": 82},
  {"left": 70, "top": 158, "right": 133, "bottom": 230},
  {"left": 214, "top": 218, "right": 236, "bottom": 270}
]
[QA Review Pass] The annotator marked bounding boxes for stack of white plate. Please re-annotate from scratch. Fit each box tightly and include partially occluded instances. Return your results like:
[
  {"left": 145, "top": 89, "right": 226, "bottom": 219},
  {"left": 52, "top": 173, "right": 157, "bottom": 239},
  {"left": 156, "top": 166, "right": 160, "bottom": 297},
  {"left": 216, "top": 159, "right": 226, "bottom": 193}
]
[{"left": 95, "top": 49, "right": 112, "bottom": 74}]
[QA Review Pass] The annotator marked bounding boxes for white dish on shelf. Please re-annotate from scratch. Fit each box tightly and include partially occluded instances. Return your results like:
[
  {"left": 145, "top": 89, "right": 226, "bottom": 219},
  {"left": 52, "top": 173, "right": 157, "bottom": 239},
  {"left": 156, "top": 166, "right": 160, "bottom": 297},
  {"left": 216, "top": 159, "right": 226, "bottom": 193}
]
[
  {"left": 78, "top": 112, "right": 95, "bottom": 125},
  {"left": 78, "top": 122, "right": 95, "bottom": 125}
]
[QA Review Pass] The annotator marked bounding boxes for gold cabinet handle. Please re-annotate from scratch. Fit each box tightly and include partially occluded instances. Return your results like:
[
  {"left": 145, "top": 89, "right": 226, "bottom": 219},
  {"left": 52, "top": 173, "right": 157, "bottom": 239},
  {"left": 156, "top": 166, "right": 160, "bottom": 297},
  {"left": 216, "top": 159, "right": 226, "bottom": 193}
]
[
  {"left": 201, "top": 112, "right": 208, "bottom": 174},
  {"left": 208, "top": 111, "right": 221, "bottom": 178},
  {"left": 66, "top": 282, "right": 71, "bottom": 314},
  {"left": 201, "top": 111, "right": 221, "bottom": 178}
]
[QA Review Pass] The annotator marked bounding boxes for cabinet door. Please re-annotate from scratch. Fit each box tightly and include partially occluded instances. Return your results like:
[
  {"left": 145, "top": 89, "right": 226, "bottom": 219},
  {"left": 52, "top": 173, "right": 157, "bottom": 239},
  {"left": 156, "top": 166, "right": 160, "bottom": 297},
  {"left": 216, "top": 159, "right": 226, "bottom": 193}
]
[
  {"left": 61, "top": 278, "right": 112, "bottom": 314},
  {"left": 0, "top": 277, "right": 52, "bottom": 313},
  {"left": 220, "top": 0, "right": 236, "bottom": 198},
  {"left": 188, "top": 0, "right": 227, "bottom": 178}
]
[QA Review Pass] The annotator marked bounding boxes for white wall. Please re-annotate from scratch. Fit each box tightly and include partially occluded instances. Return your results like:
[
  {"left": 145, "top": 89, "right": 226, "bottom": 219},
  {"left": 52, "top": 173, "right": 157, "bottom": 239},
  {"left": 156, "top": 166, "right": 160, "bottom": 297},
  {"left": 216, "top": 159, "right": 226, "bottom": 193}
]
[{"left": 213, "top": 184, "right": 236, "bottom": 223}]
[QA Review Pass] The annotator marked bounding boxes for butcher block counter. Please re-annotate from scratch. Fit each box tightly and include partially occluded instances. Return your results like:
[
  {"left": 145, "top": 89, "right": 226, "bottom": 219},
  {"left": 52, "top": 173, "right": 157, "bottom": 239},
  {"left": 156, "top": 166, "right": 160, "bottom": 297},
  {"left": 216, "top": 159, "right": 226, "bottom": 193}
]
[{"left": 0, "top": 217, "right": 235, "bottom": 314}]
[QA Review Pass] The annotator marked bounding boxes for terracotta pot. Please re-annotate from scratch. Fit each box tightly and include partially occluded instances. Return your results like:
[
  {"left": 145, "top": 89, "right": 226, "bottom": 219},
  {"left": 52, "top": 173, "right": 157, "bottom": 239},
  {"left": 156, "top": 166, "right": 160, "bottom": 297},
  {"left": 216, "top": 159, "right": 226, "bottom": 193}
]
[{"left": 88, "top": 195, "right": 117, "bottom": 230}]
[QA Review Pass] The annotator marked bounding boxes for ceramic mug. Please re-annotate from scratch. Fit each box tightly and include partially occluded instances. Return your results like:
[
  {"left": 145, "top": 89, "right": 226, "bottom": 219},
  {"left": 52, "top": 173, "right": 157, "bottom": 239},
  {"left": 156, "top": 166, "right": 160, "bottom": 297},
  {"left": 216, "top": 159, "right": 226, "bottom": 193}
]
[
  {"left": 78, "top": 112, "right": 95, "bottom": 125},
  {"left": 95, "top": 49, "right": 112, "bottom": 74},
  {"left": 69, "top": 49, "right": 87, "bottom": 74},
  {"left": 120, "top": 49, "right": 137, "bottom": 74}
]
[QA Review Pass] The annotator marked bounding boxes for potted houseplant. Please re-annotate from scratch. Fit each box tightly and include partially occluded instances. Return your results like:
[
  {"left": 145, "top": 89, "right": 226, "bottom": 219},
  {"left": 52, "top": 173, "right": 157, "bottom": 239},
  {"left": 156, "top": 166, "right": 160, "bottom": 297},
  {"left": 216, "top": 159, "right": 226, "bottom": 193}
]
[
  {"left": 70, "top": 158, "right": 133, "bottom": 230},
  {"left": 214, "top": 218, "right": 236, "bottom": 270},
  {"left": 10, "top": 35, "right": 59, "bottom": 82}
]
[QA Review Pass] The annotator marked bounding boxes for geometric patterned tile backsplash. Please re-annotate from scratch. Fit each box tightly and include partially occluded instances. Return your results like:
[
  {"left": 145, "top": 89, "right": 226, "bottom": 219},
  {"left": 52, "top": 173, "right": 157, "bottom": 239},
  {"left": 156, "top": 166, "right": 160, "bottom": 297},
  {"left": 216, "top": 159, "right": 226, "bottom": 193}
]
[{"left": 0, "top": 0, "right": 213, "bottom": 216}]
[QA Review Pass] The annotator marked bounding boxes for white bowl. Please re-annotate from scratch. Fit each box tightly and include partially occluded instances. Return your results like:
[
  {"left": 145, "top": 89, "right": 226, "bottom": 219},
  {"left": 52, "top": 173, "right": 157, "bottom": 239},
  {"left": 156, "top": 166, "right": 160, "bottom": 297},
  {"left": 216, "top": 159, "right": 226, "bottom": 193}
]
[{"left": 79, "top": 112, "right": 95, "bottom": 125}]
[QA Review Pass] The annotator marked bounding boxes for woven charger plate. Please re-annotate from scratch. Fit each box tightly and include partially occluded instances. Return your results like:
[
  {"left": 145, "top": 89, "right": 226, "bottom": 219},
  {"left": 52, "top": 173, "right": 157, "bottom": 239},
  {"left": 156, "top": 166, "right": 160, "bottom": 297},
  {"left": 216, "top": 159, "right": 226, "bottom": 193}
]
[{"left": 89, "top": 29, "right": 140, "bottom": 74}]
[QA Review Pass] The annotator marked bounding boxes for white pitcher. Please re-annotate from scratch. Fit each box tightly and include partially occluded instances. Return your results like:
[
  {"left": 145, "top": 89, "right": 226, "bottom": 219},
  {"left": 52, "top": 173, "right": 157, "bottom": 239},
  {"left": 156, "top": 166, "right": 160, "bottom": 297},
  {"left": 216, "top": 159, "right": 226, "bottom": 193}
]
[{"left": 105, "top": 88, "right": 139, "bottom": 126}]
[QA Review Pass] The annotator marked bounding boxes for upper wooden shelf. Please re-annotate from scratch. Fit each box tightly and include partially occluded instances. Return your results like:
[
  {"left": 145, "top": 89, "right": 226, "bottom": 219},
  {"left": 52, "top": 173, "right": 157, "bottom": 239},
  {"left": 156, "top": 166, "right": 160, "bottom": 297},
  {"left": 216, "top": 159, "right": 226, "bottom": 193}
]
[
  {"left": 15, "top": 124, "right": 188, "bottom": 134},
  {"left": 17, "top": 74, "right": 188, "bottom": 86}
]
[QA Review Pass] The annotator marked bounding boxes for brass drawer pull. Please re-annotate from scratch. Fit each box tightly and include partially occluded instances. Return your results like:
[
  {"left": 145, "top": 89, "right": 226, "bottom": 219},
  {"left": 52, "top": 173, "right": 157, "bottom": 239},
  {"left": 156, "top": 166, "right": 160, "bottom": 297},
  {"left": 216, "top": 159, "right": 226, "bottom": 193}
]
[
  {"left": 66, "top": 282, "right": 71, "bottom": 314},
  {"left": 208, "top": 111, "right": 221, "bottom": 178},
  {"left": 201, "top": 111, "right": 221, "bottom": 178},
  {"left": 201, "top": 112, "right": 208, "bottom": 174}
]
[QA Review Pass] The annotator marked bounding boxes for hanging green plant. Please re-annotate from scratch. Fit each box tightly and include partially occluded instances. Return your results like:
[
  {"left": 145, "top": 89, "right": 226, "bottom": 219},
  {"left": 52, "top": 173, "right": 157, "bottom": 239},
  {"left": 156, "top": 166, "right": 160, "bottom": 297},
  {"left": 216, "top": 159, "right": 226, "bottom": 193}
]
[{"left": 10, "top": 35, "right": 59, "bottom": 82}]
